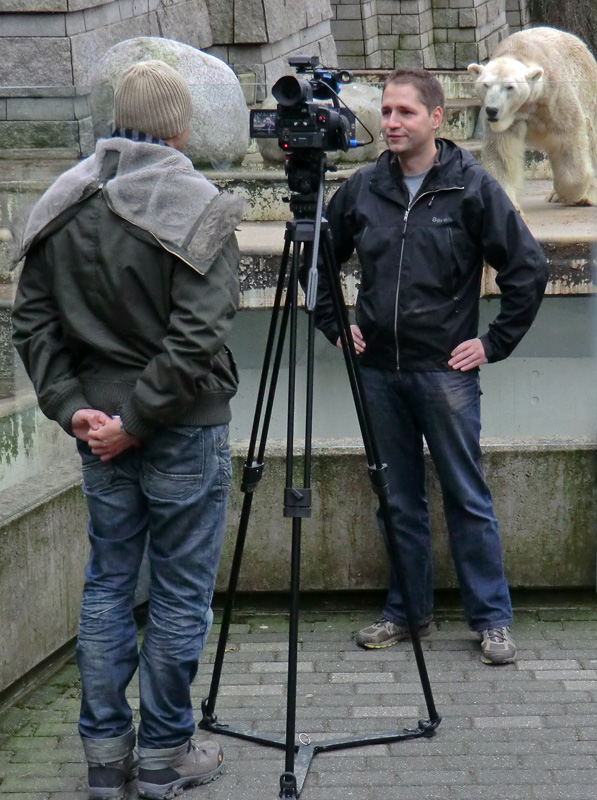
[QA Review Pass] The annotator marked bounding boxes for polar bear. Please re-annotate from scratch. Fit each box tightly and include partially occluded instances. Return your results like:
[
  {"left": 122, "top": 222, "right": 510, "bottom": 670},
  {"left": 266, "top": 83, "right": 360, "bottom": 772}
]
[{"left": 468, "top": 27, "right": 597, "bottom": 211}]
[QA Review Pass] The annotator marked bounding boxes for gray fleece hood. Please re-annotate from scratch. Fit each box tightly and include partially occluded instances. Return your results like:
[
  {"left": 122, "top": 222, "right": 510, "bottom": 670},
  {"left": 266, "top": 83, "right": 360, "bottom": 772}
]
[{"left": 16, "top": 137, "right": 245, "bottom": 274}]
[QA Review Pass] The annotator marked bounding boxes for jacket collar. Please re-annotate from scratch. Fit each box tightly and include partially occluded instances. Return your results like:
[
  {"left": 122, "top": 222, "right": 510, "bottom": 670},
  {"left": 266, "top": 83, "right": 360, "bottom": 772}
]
[{"left": 369, "top": 139, "right": 466, "bottom": 205}]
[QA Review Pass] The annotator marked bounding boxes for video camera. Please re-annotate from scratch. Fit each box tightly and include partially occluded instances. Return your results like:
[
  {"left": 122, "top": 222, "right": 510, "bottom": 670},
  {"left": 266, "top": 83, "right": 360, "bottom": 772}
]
[{"left": 250, "top": 55, "right": 357, "bottom": 152}]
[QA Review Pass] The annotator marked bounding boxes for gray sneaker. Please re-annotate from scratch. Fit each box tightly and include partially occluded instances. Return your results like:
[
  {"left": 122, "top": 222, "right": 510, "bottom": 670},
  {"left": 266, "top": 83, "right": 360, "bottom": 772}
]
[
  {"left": 355, "top": 617, "right": 432, "bottom": 649},
  {"left": 480, "top": 627, "right": 517, "bottom": 665},
  {"left": 138, "top": 738, "right": 223, "bottom": 799}
]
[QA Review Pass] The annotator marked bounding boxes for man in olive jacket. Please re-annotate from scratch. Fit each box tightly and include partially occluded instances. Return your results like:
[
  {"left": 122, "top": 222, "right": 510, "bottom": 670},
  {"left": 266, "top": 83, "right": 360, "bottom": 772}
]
[
  {"left": 316, "top": 69, "right": 547, "bottom": 666},
  {"left": 12, "top": 62, "right": 244, "bottom": 800}
]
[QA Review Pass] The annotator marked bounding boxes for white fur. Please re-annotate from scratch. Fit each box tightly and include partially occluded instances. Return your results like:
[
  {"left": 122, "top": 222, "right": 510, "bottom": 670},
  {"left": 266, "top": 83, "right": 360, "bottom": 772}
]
[{"left": 468, "top": 27, "right": 597, "bottom": 210}]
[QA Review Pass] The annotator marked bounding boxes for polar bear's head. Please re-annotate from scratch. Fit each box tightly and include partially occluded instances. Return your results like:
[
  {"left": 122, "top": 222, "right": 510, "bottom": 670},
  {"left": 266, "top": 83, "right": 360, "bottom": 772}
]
[{"left": 467, "top": 57, "right": 544, "bottom": 132}]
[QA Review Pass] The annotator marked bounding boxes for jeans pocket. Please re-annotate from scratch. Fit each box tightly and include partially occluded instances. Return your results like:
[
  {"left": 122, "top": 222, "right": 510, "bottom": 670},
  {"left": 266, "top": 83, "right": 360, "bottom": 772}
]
[
  {"left": 143, "top": 463, "right": 203, "bottom": 500},
  {"left": 81, "top": 459, "right": 116, "bottom": 493}
]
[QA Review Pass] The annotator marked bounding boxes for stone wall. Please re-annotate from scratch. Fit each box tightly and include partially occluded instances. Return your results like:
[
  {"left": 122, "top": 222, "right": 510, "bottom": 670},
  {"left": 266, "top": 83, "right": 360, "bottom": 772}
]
[
  {"left": 329, "top": 0, "right": 534, "bottom": 70},
  {"left": 0, "top": 0, "right": 337, "bottom": 154},
  {"left": 1, "top": 435, "right": 595, "bottom": 694}
]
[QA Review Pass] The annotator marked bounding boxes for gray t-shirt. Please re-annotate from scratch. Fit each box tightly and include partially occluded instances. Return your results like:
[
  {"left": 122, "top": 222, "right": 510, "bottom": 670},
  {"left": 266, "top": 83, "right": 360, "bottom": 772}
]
[{"left": 403, "top": 168, "right": 430, "bottom": 204}]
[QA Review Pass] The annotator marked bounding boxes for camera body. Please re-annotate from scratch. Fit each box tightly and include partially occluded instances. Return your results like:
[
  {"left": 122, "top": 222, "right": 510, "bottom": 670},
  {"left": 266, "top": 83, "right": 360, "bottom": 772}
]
[{"left": 250, "top": 56, "right": 355, "bottom": 152}]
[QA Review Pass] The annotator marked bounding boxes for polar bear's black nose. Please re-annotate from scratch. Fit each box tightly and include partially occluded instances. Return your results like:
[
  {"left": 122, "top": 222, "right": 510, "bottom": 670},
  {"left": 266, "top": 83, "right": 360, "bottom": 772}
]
[{"left": 486, "top": 106, "right": 499, "bottom": 120}]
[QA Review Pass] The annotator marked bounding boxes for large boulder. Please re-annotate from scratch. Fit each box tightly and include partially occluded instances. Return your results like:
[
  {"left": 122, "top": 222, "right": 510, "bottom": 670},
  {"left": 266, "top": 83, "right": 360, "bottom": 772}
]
[
  {"left": 257, "top": 81, "right": 381, "bottom": 165},
  {"left": 90, "top": 37, "right": 250, "bottom": 168}
]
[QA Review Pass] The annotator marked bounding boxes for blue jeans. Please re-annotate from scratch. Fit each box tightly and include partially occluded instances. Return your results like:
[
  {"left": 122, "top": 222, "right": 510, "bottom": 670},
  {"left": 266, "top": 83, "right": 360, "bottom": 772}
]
[
  {"left": 361, "top": 367, "right": 512, "bottom": 633},
  {"left": 76, "top": 424, "right": 231, "bottom": 749}
]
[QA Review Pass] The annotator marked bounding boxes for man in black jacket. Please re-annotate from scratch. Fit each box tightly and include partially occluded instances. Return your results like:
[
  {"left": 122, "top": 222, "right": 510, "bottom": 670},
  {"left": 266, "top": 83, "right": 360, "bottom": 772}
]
[
  {"left": 12, "top": 62, "right": 244, "bottom": 800},
  {"left": 316, "top": 69, "right": 547, "bottom": 665}
]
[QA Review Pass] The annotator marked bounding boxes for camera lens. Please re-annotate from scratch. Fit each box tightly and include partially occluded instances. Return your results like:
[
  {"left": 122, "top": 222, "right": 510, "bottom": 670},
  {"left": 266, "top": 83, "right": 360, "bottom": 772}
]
[{"left": 272, "top": 76, "right": 312, "bottom": 107}]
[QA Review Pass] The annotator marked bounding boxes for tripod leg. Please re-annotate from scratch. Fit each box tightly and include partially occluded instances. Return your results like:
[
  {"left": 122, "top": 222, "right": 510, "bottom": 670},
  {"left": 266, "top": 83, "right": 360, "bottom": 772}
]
[
  {"left": 201, "top": 235, "right": 294, "bottom": 726},
  {"left": 320, "top": 230, "right": 440, "bottom": 725}
]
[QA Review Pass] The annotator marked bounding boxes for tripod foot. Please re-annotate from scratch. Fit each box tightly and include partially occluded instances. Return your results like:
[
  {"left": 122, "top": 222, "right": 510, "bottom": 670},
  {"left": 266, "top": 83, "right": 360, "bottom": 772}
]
[
  {"left": 279, "top": 771, "right": 298, "bottom": 799},
  {"left": 405, "top": 716, "right": 442, "bottom": 738}
]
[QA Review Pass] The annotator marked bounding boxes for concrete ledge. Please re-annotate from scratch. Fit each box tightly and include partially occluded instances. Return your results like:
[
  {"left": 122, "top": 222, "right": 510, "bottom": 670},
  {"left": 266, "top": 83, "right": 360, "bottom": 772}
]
[{"left": 0, "top": 439, "right": 595, "bottom": 693}]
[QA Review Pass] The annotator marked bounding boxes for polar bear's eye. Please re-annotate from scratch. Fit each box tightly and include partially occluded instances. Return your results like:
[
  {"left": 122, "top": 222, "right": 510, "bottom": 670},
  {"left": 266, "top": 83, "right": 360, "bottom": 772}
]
[{"left": 505, "top": 85, "right": 515, "bottom": 91}]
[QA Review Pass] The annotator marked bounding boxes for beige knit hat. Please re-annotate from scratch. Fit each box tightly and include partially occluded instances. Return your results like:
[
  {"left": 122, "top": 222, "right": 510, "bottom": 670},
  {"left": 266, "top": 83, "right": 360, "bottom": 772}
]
[{"left": 113, "top": 60, "right": 193, "bottom": 140}]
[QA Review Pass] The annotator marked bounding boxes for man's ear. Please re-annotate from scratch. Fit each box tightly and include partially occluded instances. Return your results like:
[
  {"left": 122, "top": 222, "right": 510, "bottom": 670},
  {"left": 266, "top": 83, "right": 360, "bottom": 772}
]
[{"left": 431, "top": 106, "right": 443, "bottom": 130}]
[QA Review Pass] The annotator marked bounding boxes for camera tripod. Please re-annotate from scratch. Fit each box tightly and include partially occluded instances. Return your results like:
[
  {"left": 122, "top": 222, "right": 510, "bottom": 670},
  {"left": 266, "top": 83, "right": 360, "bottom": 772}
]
[{"left": 199, "top": 150, "right": 441, "bottom": 798}]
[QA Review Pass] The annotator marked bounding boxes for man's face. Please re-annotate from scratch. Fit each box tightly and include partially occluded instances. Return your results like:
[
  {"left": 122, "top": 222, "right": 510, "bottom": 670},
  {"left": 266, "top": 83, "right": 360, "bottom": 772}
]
[{"left": 381, "top": 82, "right": 442, "bottom": 158}]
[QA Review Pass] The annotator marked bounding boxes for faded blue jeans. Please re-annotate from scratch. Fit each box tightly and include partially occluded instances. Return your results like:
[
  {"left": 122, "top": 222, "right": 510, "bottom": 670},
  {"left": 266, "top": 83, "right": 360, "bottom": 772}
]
[
  {"left": 76, "top": 424, "right": 231, "bottom": 749},
  {"left": 360, "top": 367, "right": 512, "bottom": 633}
]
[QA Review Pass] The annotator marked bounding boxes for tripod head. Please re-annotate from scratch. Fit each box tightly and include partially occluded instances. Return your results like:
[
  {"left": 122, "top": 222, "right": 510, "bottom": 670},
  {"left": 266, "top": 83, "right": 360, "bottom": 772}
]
[{"left": 284, "top": 149, "right": 330, "bottom": 219}]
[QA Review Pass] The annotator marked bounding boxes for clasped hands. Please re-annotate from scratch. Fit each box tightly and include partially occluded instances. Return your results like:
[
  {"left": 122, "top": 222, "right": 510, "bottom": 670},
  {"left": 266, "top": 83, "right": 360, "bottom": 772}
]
[{"left": 72, "top": 409, "right": 140, "bottom": 462}]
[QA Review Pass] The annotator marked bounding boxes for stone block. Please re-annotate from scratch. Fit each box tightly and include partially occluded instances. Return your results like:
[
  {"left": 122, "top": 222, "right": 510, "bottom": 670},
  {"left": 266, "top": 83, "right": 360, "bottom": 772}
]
[
  {"left": 74, "top": 94, "right": 90, "bottom": 119},
  {"left": 362, "top": 0, "right": 374, "bottom": 16},
  {"left": 0, "top": 100, "right": 6, "bottom": 121},
  {"left": 392, "top": 14, "right": 419, "bottom": 35},
  {"left": 335, "top": 4, "right": 363, "bottom": 20},
  {"left": 0, "top": 120, "right": 79, "bottom": 148},
  {"left": 1, "top": 0, "right": 66, "bottom": 8},
  {"left": 204, "top": 0, "right": 233, "bottom": 41},
  {"left": 1, "top": 38, "right": 72, "bottom": 87},
  {"left": 69, "top": 0, "right": 112, "bottom": 10},
  {"left": 333, "top": 19, "right": 365, "bottom": 40},
  {"left": 365, "top": 50, "right": 382, "bottom": 68},
  {"left": 82, "top": 0, "right": 121, "bottom": 30},
  {"left": 6, "top": 98, "right": 76, "bottom": 121},
  {"left": 434, "top": 8, "right": 458, "bottom": 26},
  {"left": 234, "top": 0, "right": 268, "bottom": 43},
  {"left": 335, "top": 39, "right": 365, "bottom": 56},
  {"left": 120, "top": 0, "right": 149, "bottom": 19},
  {"left": 78, "top": 116, "right": 95, "bottom": 156},
  {"left": 362, "top": 13, "right": 377, "bottom": 38},
  {"left": 364, "top": 34, "right": 379, "bottom": 56},
  {"left": 0, "top": 12, "right": 66, "bottom": 36},
  {"left": 476, "top": 2, "right": 488, "bottom": 26},
  {"left": 394, "top": 48, "right": 425, "bottom": 67},
  {"left": 435, "top": 41, "right": 455, "bottom": 67},
  {"left": 338, "top": 54, "right": 365, "bottom": 68},
  {"left": 420, "top": 9, "right": 434, "bottom": 31},
  {"left": 154, "top": 0, "right": 213, "bottom": 50},
  {"left": 399, "top": 33, "right": 425, "bottom": 50},
  {"left": 434, "top": 28, "right": 447, "bottom": 43},
  {"left": 448, "top": 27, "right": 475, "bottom": 42},
  {"left": 477, "top": 37, "right": 489, "bottom": 61},
  {"left": 459, "top": 7, "right": 476, "bottom": 26},
  {"left": 236, "top": 71, "right": 256, "bottom": 104},
  {"left": 455, "top": 41, "right": 480, "bottom": 66},
  {"left": 506, "top": 10, "right": 521, "bottom": 28},
  {"left": 378, "top": 14, "right": 391, "bottom": 34},
  {"left": 378, "top": 33, "right": 399, "bottom": 49},
  {"left": 379, "top": 49, "right": 394, "bottom": 68},
  {"left": 422, "top": 45, "right": 437, "bottom": 68},
  {"left": 432, "top": 0, "right": 450, "bottom": 6},
  {"left": 65, "top": 10, "right": 85, "bottom": 34}
]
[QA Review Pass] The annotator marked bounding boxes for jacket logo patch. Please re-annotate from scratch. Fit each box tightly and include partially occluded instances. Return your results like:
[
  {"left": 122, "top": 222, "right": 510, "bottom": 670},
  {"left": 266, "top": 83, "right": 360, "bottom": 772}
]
[{"left": 431, "top": 216, "right": 453, "bottom": 223}]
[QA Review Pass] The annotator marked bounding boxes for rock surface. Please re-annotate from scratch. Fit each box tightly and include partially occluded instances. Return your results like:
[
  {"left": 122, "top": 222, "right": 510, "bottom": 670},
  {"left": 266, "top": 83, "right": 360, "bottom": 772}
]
[{"left": 90, "top": 36, "right": 250, "bottom": 168}]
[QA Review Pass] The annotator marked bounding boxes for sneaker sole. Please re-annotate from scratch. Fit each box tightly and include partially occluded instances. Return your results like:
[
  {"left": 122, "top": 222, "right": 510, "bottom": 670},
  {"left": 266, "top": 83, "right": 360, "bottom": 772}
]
[
  {"left": 137, "top": 762, "right": 223, "bottom": 800},
  {"left": 480, "top": 653, "right": 516, "bottom": 666},
  {"left": 356, "top": 624, "right": 432, "bottom": 649}
]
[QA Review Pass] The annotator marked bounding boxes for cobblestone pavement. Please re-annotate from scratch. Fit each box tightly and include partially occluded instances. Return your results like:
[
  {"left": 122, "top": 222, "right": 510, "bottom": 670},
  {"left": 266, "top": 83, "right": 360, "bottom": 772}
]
[{"left": 1, "top": 592, "right": 597, "bottom": 800}]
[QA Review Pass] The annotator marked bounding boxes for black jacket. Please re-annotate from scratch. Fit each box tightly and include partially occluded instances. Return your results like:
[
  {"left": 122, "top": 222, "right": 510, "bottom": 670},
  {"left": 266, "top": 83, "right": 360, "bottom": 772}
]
[
  {"left": 12, "top": 189, "right": 240, "bottom": 440},
  {"left": 316, "top": 139, "right": 548, "bottom": 370}
]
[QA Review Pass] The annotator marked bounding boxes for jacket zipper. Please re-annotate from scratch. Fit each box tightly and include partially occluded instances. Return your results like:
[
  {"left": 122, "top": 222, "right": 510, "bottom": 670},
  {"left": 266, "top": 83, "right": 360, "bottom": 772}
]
[{"left": 393, "top": 185, "right": 463, "bottom": 370}]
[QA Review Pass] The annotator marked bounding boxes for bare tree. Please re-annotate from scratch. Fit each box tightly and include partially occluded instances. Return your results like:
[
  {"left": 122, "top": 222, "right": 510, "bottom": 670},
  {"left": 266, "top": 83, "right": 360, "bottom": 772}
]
[{"left": 530, "top": 0, "right": 597, "bottom": 55}]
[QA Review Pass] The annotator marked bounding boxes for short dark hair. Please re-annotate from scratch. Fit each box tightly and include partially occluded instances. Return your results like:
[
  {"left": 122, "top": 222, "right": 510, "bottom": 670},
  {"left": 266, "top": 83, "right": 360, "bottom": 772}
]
[{"left": 383, "top": 69, "right": 445, "bottom": 113}]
